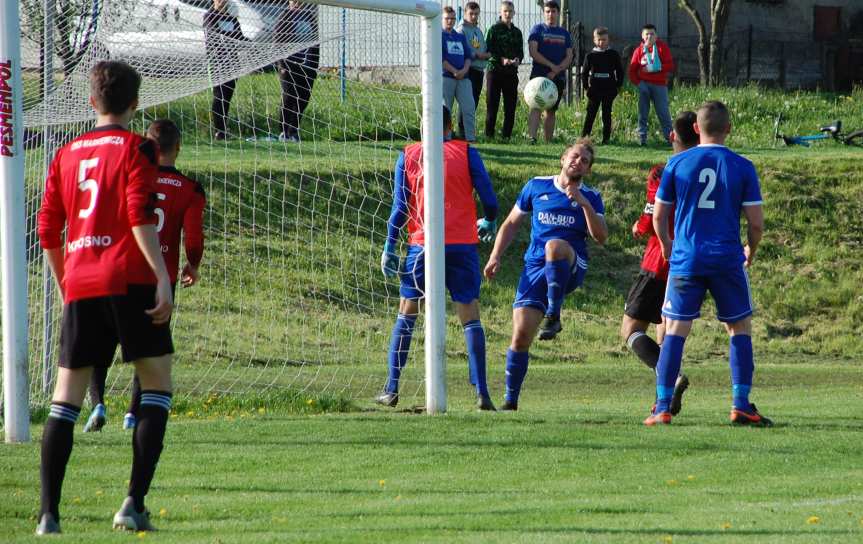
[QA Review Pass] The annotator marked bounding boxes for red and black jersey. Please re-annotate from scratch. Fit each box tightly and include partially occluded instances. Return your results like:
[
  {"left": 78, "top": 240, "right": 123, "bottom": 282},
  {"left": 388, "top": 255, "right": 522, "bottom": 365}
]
[
  {"left": 127, "top": 166, "right": 206, "bottom": 285},
  {"left": 634, "top": 164, "right": 674, "bottom": 280},
  {"left": 38, "top": 125, "right": 158, "bottom": 303}
]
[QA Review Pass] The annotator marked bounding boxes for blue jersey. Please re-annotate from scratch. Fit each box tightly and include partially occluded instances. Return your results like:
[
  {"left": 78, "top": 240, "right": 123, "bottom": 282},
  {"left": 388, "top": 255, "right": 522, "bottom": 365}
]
[
  {"left": 656, "top": 144, "right": 762, "bottom": 275},
  {"left": 515, "top": 175, "right": 604, "bottom": 264},
  {"left": 528, "top": 24, "right": 572, "bottom": 80},
  {"left": 442, "top": 30, "right": 470, "bottom": 77}
]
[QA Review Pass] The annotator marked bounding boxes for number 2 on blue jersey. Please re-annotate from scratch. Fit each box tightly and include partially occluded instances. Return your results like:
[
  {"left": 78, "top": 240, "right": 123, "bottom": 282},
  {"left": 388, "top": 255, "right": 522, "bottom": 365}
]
[{"left": 697, "top": 167, "right": 716, "bottom": 209}]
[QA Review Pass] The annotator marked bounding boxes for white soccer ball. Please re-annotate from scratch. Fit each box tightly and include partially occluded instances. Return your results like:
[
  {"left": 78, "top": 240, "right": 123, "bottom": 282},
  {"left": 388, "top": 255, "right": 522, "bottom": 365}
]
[{"left": 523, "top": 77, "right": 559, "bottom": 111}]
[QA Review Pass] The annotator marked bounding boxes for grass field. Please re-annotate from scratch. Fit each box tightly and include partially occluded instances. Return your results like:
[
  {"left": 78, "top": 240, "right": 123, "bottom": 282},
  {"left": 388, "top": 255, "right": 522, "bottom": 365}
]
[{"left": 3, "top": 77, "right": 863, "bottom": 541}]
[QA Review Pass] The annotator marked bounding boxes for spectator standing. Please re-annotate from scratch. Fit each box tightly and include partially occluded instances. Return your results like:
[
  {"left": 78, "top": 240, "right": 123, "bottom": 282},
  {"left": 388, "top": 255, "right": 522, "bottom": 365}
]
[
  {"left": 457, "top": 2, "right": 490, "bottom": 139},
  {"left": 628, "top": 23, "right": 675, "bottom": 146},
  {"left": 204, "top": 0, "right": 248, "bottom": 141},
  {"left": 527, "top": 1, "right": 573, "bottom": 143},
  {"left": 484, "top": 1, "right": 523, "bottom": 140},
  {"left": 276, "top": 1, "right": 320, "bottom": 142},
  {"left": 580, "top": 27, "right": 623, "bottom": 144},
  {"left": 442, "top": 6, "right": 477, "bottom": 142}
]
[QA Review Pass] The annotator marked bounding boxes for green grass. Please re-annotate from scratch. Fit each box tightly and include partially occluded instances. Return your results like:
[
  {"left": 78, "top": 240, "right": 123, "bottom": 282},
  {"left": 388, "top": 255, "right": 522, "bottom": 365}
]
[
  {"left": 6, "top": 78, "right": 863, "bottom": 541},
  {"left": 2, "top": 361, "right": 863, "bottom": 542}
]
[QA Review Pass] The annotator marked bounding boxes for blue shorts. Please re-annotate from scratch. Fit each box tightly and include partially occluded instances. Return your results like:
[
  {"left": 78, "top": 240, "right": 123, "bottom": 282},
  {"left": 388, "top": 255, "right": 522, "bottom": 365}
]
[
  {"left": 512, "top": 256, "right": 587, "bottom": 313},
  {"left": 400, "top": 245, "right": 481, "bottom": 304},
  {"left": 661, "top": 265, "right": 754, "bottom": 323}
]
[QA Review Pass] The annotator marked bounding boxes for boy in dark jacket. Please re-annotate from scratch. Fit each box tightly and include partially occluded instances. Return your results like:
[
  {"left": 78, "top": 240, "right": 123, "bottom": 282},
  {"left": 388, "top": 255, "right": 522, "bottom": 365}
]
[{"left": 580, "top": 27, "right": 623, "bottom": 144}]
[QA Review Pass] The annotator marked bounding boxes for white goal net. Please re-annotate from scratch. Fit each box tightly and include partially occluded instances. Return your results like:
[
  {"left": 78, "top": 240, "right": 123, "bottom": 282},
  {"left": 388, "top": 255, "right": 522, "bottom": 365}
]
[{"left": 12, "top": 0, "right": 458, "bottom": 409}]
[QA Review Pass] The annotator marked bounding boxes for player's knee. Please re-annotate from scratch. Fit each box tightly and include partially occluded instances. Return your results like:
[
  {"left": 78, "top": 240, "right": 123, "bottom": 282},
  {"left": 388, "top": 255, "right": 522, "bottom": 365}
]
[
  {"left": 135, "top": 355, "right": 173, "bottom": 392},
  {"left": 727, "top": 317, "right": 751, "bottom": 336},
  {"left": 544, "top": 239, "right": 574, "bottom": 261},
  {"left": 510, "top": 330, "right": 533, "bottom": 352}
]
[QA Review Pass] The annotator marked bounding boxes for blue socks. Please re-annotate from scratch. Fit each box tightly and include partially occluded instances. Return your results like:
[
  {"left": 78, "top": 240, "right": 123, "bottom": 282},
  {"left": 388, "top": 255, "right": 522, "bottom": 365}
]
[
  {"left": 463, "top": 320, "right": 489, "bottom": 397},
  {"left": 655, "top": 334, "right": 686, "bottom": 413},
  {"left": 730, "top": 334, "right": 754, "bottom": 410},
  {"left": 505, "top": 349, "right": 530, "bottom": 404},
  {"left": 385, "top": 314, "right": 417, "bottom": 394},
  {"left": 544, "top": 259, "right": 572, "bottom": 318}
]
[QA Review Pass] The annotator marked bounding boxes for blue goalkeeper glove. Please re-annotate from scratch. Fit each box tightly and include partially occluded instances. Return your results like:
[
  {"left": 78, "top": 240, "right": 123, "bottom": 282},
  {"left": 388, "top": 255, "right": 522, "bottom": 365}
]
[
  {"left": 477, "top": 218, "right": 497, "bottom": 243},
  {"left": 380, "top": 242, "right": 400, "bottom": 279}
]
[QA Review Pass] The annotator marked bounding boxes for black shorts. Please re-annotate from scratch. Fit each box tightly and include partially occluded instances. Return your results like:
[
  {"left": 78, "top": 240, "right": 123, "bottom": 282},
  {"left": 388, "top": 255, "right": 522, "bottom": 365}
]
[
  {"left": 624, "top": 271, "right": 667, "bottom": 325},
  {"left": 59, "top": 284, "right": 174, "bottom": 369}
]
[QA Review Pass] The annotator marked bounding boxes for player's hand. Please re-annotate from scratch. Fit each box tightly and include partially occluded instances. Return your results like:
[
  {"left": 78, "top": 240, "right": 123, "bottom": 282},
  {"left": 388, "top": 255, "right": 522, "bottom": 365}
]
[
  {"left": 631, "top": 221, "right": 645, "bottom": 239},
  {"left": 743, "top": 244, "right": 755, "bottom": 267},
  {"left": 659, "top": 239, "right": 672, "bottom": 260},
  {"left": 181, "top": 263, "right": 200, "bottom": 288},
  {"left": 547, "top": 68, "right": 559, "bottom": 80},
  {"left": 477, "top": 218, "right": 497, "bottom": 243},
  {"left": 146, "top": 277, "right": 174, "bottom": 325},
  {"left": 380, "top": 242, "right": 400, "bottom": 279},
  {"left": 565, "top": 183, "right": 588, "bottom": 206},
  {"left": 483, "top": 257, "right": 500, "bottom": 280}
]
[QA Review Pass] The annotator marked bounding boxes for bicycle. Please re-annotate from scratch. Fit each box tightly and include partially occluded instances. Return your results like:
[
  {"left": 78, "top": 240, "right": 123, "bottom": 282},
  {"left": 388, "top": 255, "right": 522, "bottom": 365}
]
[{"left": 773, "top": 113, "right": 863, "bottom": 147}]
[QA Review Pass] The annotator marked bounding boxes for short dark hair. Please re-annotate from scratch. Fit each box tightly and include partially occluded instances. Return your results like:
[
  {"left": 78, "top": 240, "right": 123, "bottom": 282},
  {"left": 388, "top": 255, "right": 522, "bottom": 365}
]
[
  {"left": 594, "top": 26, "right": 609, "bottom": 37},
  {"left": 697, "top": 100, "right": 731, "bottom": 137},
  {"left": 465, "top": 1, "right": 480, "bottom": 10},
  {"left": 673, "top": 111, "right": 698, "bottom": 147},
  {"left": 89, "top": 61, "right": 141, "bottom": 115},
  {"left": 443, "top": 5, "right": 455, "bottom": 15},
  {"left": 543, "top": 1, "right": 560, "bottom": 12},
  {"left": 642, "top": 23, "right": 657, "bottom": 32},
  {"left": 147, "top": 119, "right": 181, "bottom": 154}
]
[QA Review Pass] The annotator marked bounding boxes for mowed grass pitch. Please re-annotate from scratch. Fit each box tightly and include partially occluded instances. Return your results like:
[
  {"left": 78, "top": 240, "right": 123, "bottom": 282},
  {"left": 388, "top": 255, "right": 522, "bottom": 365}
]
[
  {"left": 5, "top": 80, "right": 863, "bottom": 541},
  {"left": 1, "top": 361, "right": 862, "bottom": 543}
]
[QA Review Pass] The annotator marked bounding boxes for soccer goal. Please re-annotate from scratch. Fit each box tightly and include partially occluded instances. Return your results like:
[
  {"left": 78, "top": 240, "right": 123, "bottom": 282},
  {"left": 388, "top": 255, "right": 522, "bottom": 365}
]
[{"left": 3, "top": 0, "right": 452, "bottom": 442}]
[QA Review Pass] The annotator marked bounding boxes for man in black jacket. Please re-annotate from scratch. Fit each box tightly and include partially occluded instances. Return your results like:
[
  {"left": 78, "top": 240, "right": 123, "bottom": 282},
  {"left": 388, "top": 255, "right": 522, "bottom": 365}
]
[
  {"left": 276, "top": 1, "right": 320, "bottom": 142},
  {"left": 204, "top": 0, "right": 248, "bottom": 140},
  {"left": 580, "top": 27, "right": 623, "bottom": 144}
]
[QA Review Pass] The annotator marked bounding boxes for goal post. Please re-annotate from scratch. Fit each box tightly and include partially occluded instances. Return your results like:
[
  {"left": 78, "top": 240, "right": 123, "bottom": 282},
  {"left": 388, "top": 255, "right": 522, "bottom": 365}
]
[
  {"left": 0, "top": 1, "right": 31, "bottom": 443},
  {"left": 318, "top": 0, "right": 448, "bottom": 414}
]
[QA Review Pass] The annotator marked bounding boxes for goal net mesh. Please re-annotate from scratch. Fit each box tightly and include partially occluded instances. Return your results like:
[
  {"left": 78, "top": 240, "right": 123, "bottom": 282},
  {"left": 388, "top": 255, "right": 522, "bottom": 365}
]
[{"left": 15, "top": 0, "right": 465, "bottom": 408}]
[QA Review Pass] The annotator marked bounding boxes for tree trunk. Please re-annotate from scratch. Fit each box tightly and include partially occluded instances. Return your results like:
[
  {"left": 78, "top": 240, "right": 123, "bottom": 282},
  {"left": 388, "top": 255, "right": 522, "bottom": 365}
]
[
  {"left": 708, "top": 0, "right": 732, "bottom": 86},
  {"left": 678, "top": 0, "right": 709, "bottom": 86}
]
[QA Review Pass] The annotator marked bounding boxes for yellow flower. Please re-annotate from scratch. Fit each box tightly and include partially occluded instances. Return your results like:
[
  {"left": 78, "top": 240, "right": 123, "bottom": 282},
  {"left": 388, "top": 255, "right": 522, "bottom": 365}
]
[
  {"left": 306, "top": 399, "right": 315, "bottom": 406},
  {"left": 258, "top": 407, "right": 266, "bottom": 415},
  {"left": 95, "top": 489, "right": 104, "bottom": 497},
  {"left": 378, "top": 480, "right": 386, "bottom": 487},
  {"left": 666, "top": 479, "right": 678, "bottom": 486},
  {"left": 159, "top": 508, "right": 168, "bottom": 518},
  {"left": 806, "top": 516, "right": 820, "bottom": 525},
  {"left": 662, "top": 536, "right": 673, "bottom": 544},
  {"left": 137, "top": 531, "right": 147, "bottom": 538},
  {"left": 72, "top": 496, "right": 81, "bottom": 504},
  {"left": 721, "top": 522, "right": 731, "bottom": 530},
  {"left": 686, "top": 475, "right": 696, "bottom": 481}
]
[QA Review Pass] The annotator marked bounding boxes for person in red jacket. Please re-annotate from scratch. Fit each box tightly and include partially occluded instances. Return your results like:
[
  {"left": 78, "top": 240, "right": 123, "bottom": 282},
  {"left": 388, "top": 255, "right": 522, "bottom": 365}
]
[
  {"left": 36, "top": 61, "right": 173, "bottom": 535},
  {"left": 628, "top": 24, "right": 675, "bottom": 146},
  {"left": 620, "top": 110, "right": 697, "bottom": 415},
  {"left": 83, "top": 118, "right": 206, "bottom": 434}
]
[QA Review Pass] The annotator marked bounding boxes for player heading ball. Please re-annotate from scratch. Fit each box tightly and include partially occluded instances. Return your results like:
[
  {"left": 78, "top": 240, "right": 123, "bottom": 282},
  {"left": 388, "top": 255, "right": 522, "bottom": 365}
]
[{"left": 36, "top": 60, "right": 175, "bottom": 535}]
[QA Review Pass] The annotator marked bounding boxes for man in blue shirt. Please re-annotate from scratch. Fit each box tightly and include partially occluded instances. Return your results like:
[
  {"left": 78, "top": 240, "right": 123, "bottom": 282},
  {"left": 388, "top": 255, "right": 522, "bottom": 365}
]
[
  {"left": 527, "top": 1, "right": 573, "bottom": 143},
  {"left": 484, "top": 139, "right": 607, "bottom": 410},
  {"left": 442, "top": 6, "right": 477, "bottom": 142},
  {"left": 647, "top": 100, "right": 771, "bottom": 427}
]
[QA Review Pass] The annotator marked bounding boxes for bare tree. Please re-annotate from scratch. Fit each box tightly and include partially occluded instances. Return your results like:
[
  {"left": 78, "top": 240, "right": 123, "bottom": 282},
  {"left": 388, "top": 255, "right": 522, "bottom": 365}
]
[{"left": 678, "top": 0, "right": 733, "bottom": 86}]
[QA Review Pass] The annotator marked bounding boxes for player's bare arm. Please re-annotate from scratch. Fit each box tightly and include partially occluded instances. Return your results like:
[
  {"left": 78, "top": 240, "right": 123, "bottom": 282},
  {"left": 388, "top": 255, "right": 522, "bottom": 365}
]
[
  {"left": 132, "top": 225, "right": 174, "bottom": 324},
  {"left": 742, "top": 204, "right": 764, "bottom": 267},
  {"left": 44, "top": 247, "right": 66, "bottom": 299},
  {"left": 653, "top": 200, "right": 673, "bottom": 260},
  {"left": 484, "top": 206, "right": 526, "bottom": 279}
]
